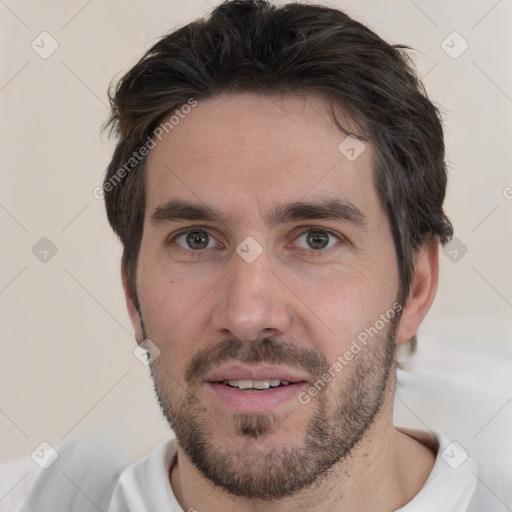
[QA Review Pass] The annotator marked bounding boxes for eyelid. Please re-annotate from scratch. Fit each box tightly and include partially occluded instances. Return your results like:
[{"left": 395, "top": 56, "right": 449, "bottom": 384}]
[
  {"left": 290, "top": 226, "right": 345, "bottom": 250},
  {"left": 166, "top": 225, "right": 346, "bottom": 252},
  {"left": 167, "top": 226, "right": 224, "bottom": 249}
]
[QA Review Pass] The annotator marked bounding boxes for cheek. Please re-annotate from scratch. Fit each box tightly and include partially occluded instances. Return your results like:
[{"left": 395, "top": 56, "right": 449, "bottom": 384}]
[
  {"left": 136, "top": 269, "right": 198, "bottom": 353},
  {"left": 292, "top": 263, "right": 398, "bottom": 354},
  {"left": 137, "top": 267, "right": 222, "bottom": 365},
  {"left": 137, "top": 241, "right": 209, "bottom": 323},
  {"left": 306, "top": 283, "right": 375, "bottom": 347}
]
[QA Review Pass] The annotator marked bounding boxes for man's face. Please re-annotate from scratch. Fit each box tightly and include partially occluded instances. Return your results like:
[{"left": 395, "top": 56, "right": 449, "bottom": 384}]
[{"left": 128, "top": 93, "right": 404, "bottom": 498}]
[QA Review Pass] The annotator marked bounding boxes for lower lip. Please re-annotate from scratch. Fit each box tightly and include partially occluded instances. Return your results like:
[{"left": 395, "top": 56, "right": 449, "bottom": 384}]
[{"left": 207, "top": 382, "right": 308, "bottom": 414}]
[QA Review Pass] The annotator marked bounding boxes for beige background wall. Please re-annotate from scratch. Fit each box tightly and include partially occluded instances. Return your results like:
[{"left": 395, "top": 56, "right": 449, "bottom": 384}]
[{"left": 1, "top": 0, "right": 511, "bottom": 463}]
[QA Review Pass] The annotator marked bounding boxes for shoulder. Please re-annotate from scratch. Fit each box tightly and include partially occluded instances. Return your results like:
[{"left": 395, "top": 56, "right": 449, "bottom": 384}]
[
  {"left": 1, "top": 434, "right": 146, "bottom": 512},
  {"left": 395, "top": 313, "right": 512, "bottom": 511},
  {"left": 109, "top": 438, "right": 180, "bottom": 512}
]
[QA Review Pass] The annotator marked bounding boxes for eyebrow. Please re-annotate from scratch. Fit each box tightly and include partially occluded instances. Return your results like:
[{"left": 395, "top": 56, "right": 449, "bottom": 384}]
[{"left": 150, "top": 197, "right": 367, "bottom": 231}]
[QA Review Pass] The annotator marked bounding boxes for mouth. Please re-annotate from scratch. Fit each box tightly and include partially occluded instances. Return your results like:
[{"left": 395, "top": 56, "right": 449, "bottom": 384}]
[
  {"left": 204, "top": 365, "right": 310, "bottom": 414},
  {"left": 218, "top": 378, "right": 295, "bottom": 391}
]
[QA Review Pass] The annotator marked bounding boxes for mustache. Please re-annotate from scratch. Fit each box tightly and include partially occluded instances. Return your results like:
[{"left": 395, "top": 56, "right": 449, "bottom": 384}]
[{"left": 185, "top": 336, "right": 330, "bottom": 386}]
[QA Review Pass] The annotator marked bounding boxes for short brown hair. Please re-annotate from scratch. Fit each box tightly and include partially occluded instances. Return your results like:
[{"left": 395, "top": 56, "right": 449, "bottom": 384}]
[{"left": 103, "top": 0, "right": 453, "bottom": 352}]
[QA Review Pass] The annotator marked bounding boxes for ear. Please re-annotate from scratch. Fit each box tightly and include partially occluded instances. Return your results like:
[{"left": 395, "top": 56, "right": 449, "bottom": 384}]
[
  {"left": 396, "top": 240, "right": 439, "bottom": 345},
  {"left": 122, "top": 266, "right": 144, "bottom": 343}
]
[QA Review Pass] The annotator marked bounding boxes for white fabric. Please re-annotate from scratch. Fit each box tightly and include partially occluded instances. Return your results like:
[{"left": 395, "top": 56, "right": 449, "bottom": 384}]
[
  {"left": 107, "top": 438, "right": 182, "bottom": 512},
  {"left": 2, "top": 427, "right": 482, "bottom": 512},
  {"left": 394, "top": 313, "right": 512, "bottom": 512},
  {"left": 107, "top": 430, "right": 478, "bottom": 512},
  {"left": 1, "top": 435, "right": 128, "bottom": 512},
  {"left": 3, "top": 310, "right": 511, "bottom": 512},
  {"left": 395, "top": 429, "right": 478, "bottom": 511}
]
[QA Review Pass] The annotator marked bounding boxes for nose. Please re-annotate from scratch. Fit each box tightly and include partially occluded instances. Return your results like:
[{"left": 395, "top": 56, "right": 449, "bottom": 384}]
[{"left": 211, "top": 245, "right": 292, "bottom": 342}]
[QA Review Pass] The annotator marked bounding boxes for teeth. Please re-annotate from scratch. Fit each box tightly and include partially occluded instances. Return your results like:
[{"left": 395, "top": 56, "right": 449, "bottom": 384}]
[
  {"left": 235, "top": 379, "right": 255, "bottom": 389},
  {"left": 225, "top": 379, "right": 291, "bottom": 389},
  {"left": 253, "top": 379, "right": 270, "bottom": 389}
]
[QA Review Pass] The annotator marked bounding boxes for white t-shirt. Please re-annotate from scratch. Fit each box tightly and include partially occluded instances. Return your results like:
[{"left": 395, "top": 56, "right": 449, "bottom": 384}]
[
  {"left": 3, "top": 317, "right": 509, "bottom": 511},
  {"left": 108, "top": 428, "right": 478, "bottom": 512},
  {"left": 0, "top": 427, "right": 491, "bottom": 512}
]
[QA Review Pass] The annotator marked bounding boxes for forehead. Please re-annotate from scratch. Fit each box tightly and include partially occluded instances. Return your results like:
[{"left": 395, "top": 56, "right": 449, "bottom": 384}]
[{"left": 144, "top": 93, "right": 379, "bottom": 225}]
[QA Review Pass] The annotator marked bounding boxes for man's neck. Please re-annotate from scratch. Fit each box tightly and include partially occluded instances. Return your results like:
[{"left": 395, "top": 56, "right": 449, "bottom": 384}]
[{"left": 169, "top": 408, "right": 436, "bottom": 512}]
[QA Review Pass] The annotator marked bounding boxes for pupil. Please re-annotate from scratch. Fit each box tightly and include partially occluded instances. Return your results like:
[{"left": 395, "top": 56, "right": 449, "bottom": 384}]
[
  {"left": 307, "top": 230, "right": 328, "bottom": 249},
  {"left": 186, "top": 230, "right": 209, "bottom": 249}
]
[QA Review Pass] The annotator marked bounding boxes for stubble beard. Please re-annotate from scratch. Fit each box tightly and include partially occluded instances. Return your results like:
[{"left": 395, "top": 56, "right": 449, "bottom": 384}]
[{"left": 147, "top": 316, "right": 398, "bottom": 500}]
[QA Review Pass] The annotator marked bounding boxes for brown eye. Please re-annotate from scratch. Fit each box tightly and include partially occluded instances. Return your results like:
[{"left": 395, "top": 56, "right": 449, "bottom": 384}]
[
  {"left": 295, "top": 228, "right": 341, "bottom": 251},
  {"left": 186, "top": 230, "right": 209, "bottom": 249},
  {"left": 307, "top": 230, "right": 329, "bottom": 249},
  {"left": 174, "top": 229, "right": 215, "bottom": 250}
]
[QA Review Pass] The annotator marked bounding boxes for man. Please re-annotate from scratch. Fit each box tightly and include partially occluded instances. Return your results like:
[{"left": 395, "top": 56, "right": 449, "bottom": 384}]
[
  {"left": 101, "top": 0, "right": 479, "bottom": 509},
  {"left": 3, "top": 0, "right": 494, "bottom": 510}
]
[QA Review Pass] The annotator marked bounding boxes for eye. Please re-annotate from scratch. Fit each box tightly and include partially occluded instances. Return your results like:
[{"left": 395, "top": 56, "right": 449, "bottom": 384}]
[
  {"left": 173, "top": 229, "right": 220, "bottom": 251},
  {"left": 294, "top": 228, "right": 342, "bottom": 251}
]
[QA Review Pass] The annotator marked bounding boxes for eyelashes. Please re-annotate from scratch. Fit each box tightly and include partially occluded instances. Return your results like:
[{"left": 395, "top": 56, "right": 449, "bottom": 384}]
[
  {"left": 294, "top": 228, "right": 342, "bottom": 251},
  {"left": 167, "top": 226, "right": 346, "bottom": 256}
]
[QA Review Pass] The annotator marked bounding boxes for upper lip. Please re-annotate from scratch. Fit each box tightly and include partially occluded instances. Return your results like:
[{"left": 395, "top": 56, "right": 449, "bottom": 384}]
[{"left": 205, "top": 364, "right": 311, "bottom": 384}]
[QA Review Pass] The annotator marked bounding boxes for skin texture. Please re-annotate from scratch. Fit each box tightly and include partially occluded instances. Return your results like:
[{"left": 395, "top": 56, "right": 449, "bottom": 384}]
[{"left": 123, "top": 93, "right": 439, "bottom": 511}]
